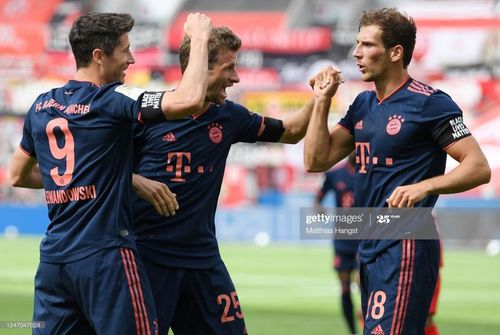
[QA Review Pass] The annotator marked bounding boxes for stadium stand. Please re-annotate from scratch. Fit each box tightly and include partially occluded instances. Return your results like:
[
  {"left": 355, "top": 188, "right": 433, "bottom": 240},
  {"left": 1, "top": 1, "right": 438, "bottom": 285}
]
[{"left": 0, "top": 0, "right": 498, "bottom": 242}]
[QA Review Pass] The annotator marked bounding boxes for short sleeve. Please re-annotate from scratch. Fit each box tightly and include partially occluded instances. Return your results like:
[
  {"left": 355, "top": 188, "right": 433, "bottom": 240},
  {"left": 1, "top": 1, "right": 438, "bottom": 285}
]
[
  {"left": 338, "top": 94, "right": 364, "bottom": 134},
  {"left": 19, "top": 109, "right": 36, "bottom": 157},
  {"left": 102, "top": 83, "right": 146, "bottom": 122},
  {"left": 421, "top": 92, "right": 471, "bottom": 149},
  {"left": 229, "top": 102, "right": 264, "bottom": 143}
]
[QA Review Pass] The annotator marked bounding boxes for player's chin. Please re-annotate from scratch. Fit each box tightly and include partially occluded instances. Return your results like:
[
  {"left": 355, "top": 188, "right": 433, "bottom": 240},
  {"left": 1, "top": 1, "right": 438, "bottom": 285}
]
[
  {"left": 211, "top": 95, "right": 226, "bottom": 106},
  {"left": 359, "top": 73, "right": 372, "bottom": 82}
]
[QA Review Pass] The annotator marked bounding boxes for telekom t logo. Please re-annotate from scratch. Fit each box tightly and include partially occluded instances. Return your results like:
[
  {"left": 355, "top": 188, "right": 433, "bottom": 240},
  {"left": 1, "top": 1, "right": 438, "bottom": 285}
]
[
  {"left": 166, "top": 152, "right": 191, "bottom": 182},
  {"left": 355, "top": 142, "right": 394, "bottom": 173},
  {"left": 355, "top": 142, "right": 370, "bottom": 174}
]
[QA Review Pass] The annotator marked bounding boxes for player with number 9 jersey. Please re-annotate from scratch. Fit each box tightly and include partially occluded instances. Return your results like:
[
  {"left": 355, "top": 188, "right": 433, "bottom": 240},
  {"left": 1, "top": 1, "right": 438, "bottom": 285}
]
[
  {"left": 20, "top": 81, "right": 154, "bottom": 262},
  {"left": 10, "top": 12, "right": 213, "bottom": 335}
]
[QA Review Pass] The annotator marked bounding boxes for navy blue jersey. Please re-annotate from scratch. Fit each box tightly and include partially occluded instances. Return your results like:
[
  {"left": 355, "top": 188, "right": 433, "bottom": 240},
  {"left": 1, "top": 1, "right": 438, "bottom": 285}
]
[
  {"left": 319, "top": 164, "right": 360, "bottom": 254},
  {"left": 320, "top": 164, "right": 355, "bottom": 208},
  {"left": 20, "top": 80, "right": 154, "bottom": 263},
  {"left": 338, "top": 78, "right": 470, "bottom": 263},
  {"left": 133, "top": 101, "right": 264, "bottom": 269}
]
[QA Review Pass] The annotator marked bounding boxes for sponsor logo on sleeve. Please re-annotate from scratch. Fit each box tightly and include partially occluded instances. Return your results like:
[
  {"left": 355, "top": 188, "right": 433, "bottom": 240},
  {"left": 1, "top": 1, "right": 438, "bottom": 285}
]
[
  {"left": 114, "top": 85, "right": 146, "bottom": 101},
  {"left": 141, "top": 92, "right": 163, "bottom": 110},
  {"left": 449, "top": 116, "right": 470, "bottom": 139}
]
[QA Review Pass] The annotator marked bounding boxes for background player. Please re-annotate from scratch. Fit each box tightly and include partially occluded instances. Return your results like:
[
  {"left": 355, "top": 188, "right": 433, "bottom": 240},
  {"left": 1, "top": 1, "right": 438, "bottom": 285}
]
[
  {"left": 304, "top": 7, "right": 490, "bottom": 335},
  {"left": 131, "top": 26, "right": 331, "bottom": 334},
  {"left": 9, "top": 12, "right": 212, "bottom": 335},
  {"left": 314, "top": 152, "right": 360, "bottom": 335}
]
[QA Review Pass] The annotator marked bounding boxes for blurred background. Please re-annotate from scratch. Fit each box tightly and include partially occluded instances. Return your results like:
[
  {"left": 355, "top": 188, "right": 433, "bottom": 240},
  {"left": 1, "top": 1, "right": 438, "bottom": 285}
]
[
  {"left": 0, "top": 0, "right": 499, "bottom": 334},
  {"left": 1, "top": 0, "right": 499, "bottom": 242}
]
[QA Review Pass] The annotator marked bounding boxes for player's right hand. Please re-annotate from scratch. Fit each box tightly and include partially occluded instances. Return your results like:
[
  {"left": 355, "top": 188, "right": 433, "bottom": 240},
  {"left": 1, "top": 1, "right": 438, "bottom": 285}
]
[
  {"left": 309, "top": 66, "right": 343, "bottom": 98},
  {"left": 184, "top": 12, "right": 212, "bottom": 40}
]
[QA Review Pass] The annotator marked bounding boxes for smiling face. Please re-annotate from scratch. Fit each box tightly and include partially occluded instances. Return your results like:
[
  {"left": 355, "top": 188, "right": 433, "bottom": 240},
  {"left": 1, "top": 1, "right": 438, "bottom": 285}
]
[
  {"left": 102, "top": 33, "right": 135, "bottom": 83},
  {"left": 352, "top": 25, "right": 392, "bottom": 83},
  {"left": 206, "top": 48, "right": 240, "bottom": 105}
]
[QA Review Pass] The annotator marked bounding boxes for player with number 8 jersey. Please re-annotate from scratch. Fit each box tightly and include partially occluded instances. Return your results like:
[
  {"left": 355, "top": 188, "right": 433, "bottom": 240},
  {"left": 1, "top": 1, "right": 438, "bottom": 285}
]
[
  {"left": 10, "top": 12, "right": 212, "bottom": 335},
  {"left": 304, "top": 8, "right": 490, "bottom": 335}
]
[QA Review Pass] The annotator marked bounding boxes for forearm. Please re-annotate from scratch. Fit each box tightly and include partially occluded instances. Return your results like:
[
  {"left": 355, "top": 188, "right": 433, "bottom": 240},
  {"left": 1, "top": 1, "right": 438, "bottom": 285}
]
[
  {"left": 422, "top": 157, "right": 490, "bottom": 195},
  {"left": 21, "top": 167, "right": 44, "bottom": 189},
  {"left": 161, "top": 36, "right": 209, "bottom": 119},
  {"left": 304, "top": 97, "right": 333, "bottom": 171},
  {"left": 387, "top": 137, "right": 491, "bottom": 208},
  {"left": 279, "top": 98, "right": 314, "bottom": 144},
  {"left": 10, "top": 162, "right": 43, "bottom": 189}
]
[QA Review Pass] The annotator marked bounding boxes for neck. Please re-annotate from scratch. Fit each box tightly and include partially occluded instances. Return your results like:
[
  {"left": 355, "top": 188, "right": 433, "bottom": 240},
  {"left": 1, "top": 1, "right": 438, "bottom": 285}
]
[
  {"left": 73, "top": 67, "right": 106, "bottom": 86},
  {"left": 374, "top": 68, "right": 409, "bottom": 101}
]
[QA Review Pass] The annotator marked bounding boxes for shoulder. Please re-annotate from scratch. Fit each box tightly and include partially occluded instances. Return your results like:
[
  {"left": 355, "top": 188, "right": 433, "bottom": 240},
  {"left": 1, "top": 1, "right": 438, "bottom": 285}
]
[
  {"left": 221, "top": 100, "right": 249, "bottom": 112},
  {"left": 405, "top": 79, "right": 455, "bottom": 105},
  {"left": 406, "top": 79, "right": 438, "bottom": 97},
  {"left": 347, "top": 91, "right": 376, "bottom": 114},
  {"left": 353, "top": 90, "right": 375, "bottom": 104},
  {"left": 103, "top": 83, "right": 146, "bottom": 102},
  {"left": 221, "top": 100, "right": 258, "bottom": 119},
  {"left": 404, "top": 79, "right": 461, "bottom": 116}
]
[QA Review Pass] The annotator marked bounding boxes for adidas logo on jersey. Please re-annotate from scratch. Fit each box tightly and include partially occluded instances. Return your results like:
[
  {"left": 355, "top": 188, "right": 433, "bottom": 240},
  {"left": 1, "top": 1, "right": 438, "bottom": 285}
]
[
  {"left": 162, "top": 132, "right": 176, "bottom": 142},
  {"left": 370, "top": 324, "right": 385, "bottom": 335}
]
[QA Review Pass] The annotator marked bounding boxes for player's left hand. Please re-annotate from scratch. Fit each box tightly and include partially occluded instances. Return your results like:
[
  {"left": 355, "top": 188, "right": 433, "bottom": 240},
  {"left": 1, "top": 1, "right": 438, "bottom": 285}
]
[
  {"left": 386, "top": 182, "right": 431, "bottom": 208},
  {"left": 132, "top": 174, "right": 179, "bottom": 216}
]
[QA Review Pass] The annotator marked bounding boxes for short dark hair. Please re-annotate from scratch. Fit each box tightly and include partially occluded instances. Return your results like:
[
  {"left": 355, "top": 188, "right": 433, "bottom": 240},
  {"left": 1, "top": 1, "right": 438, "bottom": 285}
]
[
  {"left": 359, "top": 8, "right": 416, "bottom": 67},
  {"left": 69, "top": 12, "right": 134, "bottom": 69},
  {"left": 179, "top": 26, "right": 241, "bottom": 73}
]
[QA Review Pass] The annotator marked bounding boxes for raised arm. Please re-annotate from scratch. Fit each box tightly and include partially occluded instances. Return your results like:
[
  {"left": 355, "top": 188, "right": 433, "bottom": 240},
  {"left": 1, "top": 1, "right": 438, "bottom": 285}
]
[
  {"left": 161, "top": 13, "right": 212, "bottom": 119},
  {"left": 278, "top": 98, "right": 314, "bottom": 144},
  {"left": 386, "top": 136, "right": 491, "bottom": 207},
  {"left": 9, "top": 147, "right": 43, "bottom": 189},
  {"left": 304, "top": 67, "right": 354, "bottom": 172},
  {"left": 279, "top": 67, "right": 351, "bottom": 144}
]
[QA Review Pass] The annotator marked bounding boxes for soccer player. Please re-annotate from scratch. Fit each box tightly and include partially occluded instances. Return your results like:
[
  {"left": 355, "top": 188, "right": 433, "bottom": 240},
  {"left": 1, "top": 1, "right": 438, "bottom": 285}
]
[
  {"left": 303, "top": 8, "right": 490, "bottom": 335},
  {"left": 131, "top": 26, "right": 329, "bottom": 334},
  {"left": 9, "top": 12, "right": 212, "bottom": 335},
  {"left": 314, "top": 152, "right": 360, "bottom": 335}
]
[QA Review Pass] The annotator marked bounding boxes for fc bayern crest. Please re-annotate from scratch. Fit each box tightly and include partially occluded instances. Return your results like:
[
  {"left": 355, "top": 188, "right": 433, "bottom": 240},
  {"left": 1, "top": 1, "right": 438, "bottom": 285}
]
[
  {"left": 208, "top": 123, "right": 223, "bottom": 143},
  {"left": 386, "top": 115, "right": 405, "bottom": 135}
]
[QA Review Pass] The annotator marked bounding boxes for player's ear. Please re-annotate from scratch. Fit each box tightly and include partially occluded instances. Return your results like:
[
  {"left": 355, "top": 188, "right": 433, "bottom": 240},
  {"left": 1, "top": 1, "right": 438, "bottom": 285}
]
[
  {"left": 92, "top": 48, "right": 105, "bottom": 66},
  {"left": 389, "top": 45, "right": 404, "bottom": 63}
]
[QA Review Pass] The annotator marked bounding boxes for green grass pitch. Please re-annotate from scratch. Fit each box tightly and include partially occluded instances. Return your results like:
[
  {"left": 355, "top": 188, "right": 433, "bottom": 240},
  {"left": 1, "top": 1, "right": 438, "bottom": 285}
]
[{"left": 0, "top": 237, "right": 499, "bottom": 334}]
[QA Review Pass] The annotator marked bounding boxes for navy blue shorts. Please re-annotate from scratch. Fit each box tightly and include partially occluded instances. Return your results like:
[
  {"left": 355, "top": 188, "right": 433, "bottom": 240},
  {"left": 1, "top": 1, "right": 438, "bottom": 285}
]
[
  {"left": 33, "top": 247, "right": 158, "bottom": 335},
  {"left": 360, "top": 240, "right": 439, "bottom": 335},
  {"left": 143, "top": 258, "right": 247, "bottom": 335}
]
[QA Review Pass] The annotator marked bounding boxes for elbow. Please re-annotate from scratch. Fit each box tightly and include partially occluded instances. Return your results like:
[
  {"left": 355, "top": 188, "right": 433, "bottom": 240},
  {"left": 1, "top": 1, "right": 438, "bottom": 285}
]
[
  {"left": 283, "top": 136, "right": 301, "bottom": 145},
  {"left": 9, "top": 173, "right": 24, "bottom": 188},
  {"left": 186, "top": 96, "right": 205, "bottom": 114},
  {"left": 480, "top": 163, "right": 492, "bottom": 185},
  {"left": 285, "top": 128, "right": 307, "bottom": 145},
  {"left": 304, "top": 157, "right": 329, "bottom": 173}
]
